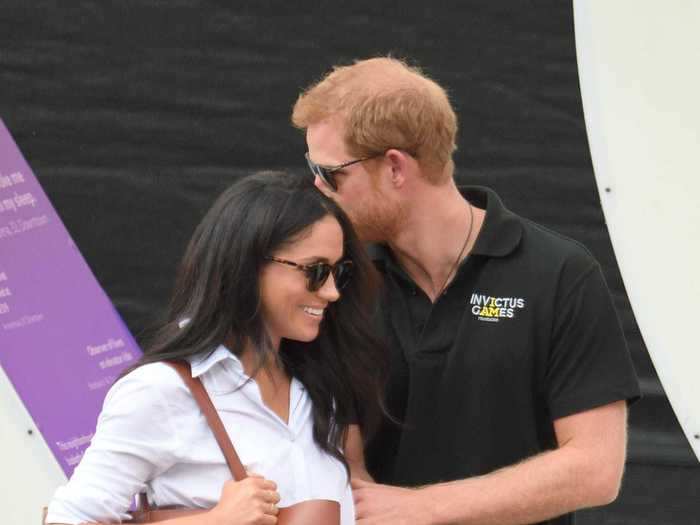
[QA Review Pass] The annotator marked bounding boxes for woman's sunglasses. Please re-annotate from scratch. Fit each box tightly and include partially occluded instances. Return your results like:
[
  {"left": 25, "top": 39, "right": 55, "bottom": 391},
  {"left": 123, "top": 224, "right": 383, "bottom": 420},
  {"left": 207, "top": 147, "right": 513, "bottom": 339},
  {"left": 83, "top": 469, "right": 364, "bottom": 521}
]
[{"left": 266, "top": 256, "right": 353, "bottom": 292}]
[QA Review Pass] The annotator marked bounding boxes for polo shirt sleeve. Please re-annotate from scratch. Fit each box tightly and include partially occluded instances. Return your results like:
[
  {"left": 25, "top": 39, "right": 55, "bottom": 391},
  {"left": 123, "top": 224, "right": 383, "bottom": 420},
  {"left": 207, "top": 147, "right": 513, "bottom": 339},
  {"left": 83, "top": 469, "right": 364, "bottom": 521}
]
[
  {"left": 45, "top": 364, "right": 186, "bottom": 525},
  {"left": 546, "top": 259, "right": 640, "bottom": 421}
]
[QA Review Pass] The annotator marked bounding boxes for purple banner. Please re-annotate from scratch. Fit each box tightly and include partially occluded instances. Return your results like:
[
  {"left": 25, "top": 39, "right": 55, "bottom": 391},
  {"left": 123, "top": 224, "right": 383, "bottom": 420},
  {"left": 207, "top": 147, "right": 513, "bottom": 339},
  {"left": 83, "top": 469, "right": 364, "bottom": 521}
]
[{"left": 0, "top": 120, "right": 141, "bottom": 476}]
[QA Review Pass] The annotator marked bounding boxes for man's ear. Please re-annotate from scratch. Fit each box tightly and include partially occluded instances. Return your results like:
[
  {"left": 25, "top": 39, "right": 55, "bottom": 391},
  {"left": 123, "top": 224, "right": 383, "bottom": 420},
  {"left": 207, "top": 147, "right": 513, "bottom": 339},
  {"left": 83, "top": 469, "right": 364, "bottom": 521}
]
[{"left": 385, "top": 149, "right": 408, "bottom": 189}]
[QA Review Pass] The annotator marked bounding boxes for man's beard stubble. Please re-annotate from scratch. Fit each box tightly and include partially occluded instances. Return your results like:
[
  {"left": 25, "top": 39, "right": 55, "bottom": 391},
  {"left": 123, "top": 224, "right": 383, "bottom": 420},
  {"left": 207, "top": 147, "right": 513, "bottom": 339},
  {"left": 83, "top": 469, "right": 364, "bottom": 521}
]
[{"left": 348, "top": 194, "right": 407, "bottom": 244}]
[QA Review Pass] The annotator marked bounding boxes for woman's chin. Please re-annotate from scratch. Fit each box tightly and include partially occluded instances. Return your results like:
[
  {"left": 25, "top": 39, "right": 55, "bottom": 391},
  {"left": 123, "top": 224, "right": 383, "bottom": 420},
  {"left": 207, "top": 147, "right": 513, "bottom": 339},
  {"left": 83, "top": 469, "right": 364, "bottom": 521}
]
[{"left": 285, "top": 327, "right": 321, "bottom": 343}]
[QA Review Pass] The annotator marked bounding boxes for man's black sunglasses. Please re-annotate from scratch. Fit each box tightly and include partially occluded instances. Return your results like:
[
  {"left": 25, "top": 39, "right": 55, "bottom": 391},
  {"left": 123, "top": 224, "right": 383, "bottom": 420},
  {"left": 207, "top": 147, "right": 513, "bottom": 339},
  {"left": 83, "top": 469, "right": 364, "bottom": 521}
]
[
  {"left": 305, "top": 152, "right": 383, "bottom": 191},
  {"left": 266, "top": 256, "right": 353, "bottom": 292}
]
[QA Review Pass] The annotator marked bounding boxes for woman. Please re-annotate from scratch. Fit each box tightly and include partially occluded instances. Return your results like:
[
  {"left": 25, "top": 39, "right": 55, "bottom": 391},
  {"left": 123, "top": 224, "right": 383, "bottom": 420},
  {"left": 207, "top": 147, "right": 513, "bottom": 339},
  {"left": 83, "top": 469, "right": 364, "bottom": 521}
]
[{"left": 46, "top": 171, "right": 385, "bottom": 524}]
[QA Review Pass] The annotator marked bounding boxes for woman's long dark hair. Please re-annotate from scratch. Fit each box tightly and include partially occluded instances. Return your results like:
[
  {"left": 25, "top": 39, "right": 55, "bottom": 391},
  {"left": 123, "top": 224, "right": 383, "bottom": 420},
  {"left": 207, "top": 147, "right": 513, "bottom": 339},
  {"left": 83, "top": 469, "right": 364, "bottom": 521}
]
[{"left": 135, "top": 170, "right": 386, "bottom": 473}]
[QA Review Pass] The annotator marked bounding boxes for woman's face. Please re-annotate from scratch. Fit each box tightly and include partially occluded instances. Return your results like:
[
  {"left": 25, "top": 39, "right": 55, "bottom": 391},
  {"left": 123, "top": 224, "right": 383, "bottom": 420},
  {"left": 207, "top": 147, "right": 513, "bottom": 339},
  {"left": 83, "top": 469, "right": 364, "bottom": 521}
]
[{"left": 259, "top": 214, "right": 345, "bottom": 349}]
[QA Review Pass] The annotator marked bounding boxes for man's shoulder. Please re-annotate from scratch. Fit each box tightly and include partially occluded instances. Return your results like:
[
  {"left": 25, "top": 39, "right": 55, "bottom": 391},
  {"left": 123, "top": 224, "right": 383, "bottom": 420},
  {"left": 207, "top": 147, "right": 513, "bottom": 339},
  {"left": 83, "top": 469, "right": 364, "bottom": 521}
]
[
  {"left": 368, "top": 185, "right": 601, "bottom": 280},
  {"left": 518, "top": 215, "right": 598, "bottom": 268},
  {"left": 465, "top": 184, "right": 599, "bottom": 274}
]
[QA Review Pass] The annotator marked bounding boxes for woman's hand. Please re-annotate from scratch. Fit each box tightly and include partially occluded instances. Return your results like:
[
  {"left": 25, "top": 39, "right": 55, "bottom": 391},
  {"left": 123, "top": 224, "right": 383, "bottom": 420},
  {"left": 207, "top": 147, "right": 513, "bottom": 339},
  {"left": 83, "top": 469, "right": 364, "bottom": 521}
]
[{"left": 208, "top": 473, "right": 281, "bottom": 525}]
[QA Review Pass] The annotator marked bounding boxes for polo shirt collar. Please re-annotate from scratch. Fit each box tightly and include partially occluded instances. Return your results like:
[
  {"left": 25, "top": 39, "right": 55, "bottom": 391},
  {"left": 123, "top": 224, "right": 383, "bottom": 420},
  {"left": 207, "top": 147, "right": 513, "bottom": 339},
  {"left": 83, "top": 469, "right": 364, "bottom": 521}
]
[
  {"left": 369, "top": 185, "right": 522, "bottom": 267},
  {"left": 464, "top": 186, "right": 522, "bottom": 257}
]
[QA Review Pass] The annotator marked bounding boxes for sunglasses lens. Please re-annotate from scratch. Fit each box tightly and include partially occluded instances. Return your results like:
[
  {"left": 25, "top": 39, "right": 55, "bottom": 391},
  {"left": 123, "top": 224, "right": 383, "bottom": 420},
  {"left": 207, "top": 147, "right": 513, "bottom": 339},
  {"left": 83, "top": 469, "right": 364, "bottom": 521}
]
[
  {"left": 305, "top": 154, "right": 337, "bottom": 191},
  {"left": 302, "top": 260, "right": 352, "bottom": 292},
  {"left": 333, "top": 261, "right": 353, "bottom": 290},
  {"left": 319, "top": 169, "right": 336, "bottom": 191},
  {"left": 306, "top": 264, "right": 331, "bottom": 292}
]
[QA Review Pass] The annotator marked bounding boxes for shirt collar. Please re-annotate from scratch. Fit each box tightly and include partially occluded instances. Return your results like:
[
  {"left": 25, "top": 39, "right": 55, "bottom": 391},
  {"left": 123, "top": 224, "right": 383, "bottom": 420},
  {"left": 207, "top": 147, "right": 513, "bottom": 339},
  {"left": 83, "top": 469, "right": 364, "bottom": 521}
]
[
  {"left": 188, "top": 344, "right": 245, "bottom": 379},
  {"left": 463, "top": 185, "right": 522, "bottom": 257},
  {"left": 369, "top": 185, "right": 522, "bottom": 268}
]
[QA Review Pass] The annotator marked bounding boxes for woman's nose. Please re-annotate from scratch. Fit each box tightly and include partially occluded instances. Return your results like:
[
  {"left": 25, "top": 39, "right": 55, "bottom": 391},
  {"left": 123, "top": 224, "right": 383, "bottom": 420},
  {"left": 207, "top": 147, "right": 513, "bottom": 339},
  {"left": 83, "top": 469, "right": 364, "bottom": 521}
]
[{"left": 317, "top": 272, "right": 341, "bottom": 302}]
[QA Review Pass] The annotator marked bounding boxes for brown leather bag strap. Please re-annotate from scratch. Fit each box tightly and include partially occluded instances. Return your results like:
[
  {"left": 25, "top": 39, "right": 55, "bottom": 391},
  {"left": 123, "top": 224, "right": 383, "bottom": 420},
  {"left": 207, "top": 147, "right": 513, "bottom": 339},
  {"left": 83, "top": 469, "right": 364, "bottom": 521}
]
[
  {"left": 137, "top": 492, "right": 150, "bottom": 512},
  {"left": 165, "top": 360, "right": 248, "bottom": 481}
]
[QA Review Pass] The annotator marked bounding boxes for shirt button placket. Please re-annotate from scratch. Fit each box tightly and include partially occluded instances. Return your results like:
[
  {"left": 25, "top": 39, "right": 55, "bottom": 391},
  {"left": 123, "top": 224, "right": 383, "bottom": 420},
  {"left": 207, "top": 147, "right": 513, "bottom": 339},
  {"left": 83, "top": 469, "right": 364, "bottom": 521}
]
[{"left": 290, "top": 441, "right": 308, "bottom": 501}]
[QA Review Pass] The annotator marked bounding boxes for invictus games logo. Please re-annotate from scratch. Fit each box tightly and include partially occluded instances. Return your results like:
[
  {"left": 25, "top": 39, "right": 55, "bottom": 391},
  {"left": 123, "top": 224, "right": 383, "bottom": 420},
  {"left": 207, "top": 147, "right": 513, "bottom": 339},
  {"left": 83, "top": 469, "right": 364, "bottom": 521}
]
[{"left": 469, "top": 293, "right": 526, "bottom": 322}]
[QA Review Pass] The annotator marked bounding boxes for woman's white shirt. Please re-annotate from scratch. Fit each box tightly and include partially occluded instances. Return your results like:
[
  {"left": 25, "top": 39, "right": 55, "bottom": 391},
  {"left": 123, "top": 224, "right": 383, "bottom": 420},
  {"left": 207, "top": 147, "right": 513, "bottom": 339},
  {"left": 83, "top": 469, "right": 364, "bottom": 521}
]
[{"left": 46, "top": 345, "right": 354, "bottom": 524}]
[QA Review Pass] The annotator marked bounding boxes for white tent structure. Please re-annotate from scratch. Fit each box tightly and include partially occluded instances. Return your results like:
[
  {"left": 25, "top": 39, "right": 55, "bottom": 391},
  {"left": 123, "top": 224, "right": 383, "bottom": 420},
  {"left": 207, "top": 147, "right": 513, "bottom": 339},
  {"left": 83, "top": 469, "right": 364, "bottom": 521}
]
[{"left": 575, "top": 0, "right": 700, "bottom": 461}]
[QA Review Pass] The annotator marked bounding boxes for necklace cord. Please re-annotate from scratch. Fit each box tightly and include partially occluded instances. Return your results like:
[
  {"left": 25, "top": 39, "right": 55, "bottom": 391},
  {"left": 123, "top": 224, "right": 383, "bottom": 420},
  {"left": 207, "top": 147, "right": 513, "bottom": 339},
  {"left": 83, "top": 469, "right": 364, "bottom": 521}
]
[
  {"left": 435, "top": 202, "right": 474, "bottom": 298},
  {"left": 415, "top": 202, "right": 474, "bottom": 346}
]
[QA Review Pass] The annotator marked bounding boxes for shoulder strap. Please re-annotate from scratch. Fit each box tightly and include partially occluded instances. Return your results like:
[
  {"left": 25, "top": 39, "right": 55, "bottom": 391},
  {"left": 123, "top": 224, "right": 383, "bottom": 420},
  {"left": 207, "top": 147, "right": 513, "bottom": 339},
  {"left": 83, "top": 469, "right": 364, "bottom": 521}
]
[{"left": 165, "top": 360, "right": 248, "bottom": 481}]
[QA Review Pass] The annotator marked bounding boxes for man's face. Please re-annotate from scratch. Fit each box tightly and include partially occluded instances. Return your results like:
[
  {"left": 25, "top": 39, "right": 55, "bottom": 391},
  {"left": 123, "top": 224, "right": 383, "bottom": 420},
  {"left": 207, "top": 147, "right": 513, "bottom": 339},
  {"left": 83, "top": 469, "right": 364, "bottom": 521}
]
[{"left": 305, "top": 118, "right": 404, "bottom": 242}]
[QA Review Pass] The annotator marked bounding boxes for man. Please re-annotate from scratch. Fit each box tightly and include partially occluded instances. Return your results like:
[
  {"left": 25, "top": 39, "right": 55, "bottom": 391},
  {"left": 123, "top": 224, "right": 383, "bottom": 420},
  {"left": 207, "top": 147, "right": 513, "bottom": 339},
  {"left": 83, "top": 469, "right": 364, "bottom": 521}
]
[{"left": 292, "top": 57, "right": 639, "bottom": 525}]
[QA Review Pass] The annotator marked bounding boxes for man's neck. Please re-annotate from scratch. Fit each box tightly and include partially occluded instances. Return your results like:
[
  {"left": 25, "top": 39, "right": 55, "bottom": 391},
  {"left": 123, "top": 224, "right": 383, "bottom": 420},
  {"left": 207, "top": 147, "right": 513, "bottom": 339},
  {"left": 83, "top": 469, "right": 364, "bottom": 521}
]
[{"left": 387, "top": 182, "right": 485, "bottom": 302}]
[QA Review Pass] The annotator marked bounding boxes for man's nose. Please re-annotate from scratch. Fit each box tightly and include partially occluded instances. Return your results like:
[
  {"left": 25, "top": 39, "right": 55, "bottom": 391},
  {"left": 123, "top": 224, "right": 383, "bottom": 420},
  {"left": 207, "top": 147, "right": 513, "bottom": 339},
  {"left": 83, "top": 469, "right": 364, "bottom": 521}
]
[{"left": 313, "top": 174, "right": 330, "bottom": 194}]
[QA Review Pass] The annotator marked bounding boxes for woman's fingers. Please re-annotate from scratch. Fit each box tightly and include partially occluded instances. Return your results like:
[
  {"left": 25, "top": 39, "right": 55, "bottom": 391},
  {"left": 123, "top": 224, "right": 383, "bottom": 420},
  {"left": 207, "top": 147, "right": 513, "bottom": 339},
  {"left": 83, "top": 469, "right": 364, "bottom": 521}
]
[
  {"left": 263, "top": 488, "right": 281, "bottom": 503},
  {"left": 243, "top": 476, "right": 281, "bottom": 513},
  {"left": 246, "top": 473, "right": 277, "bottom": 490},
  {"left": 266, "top": 500, "right": 279, "bottom": 516},
  {"left": 214, "top": 477, "right": 281, "bottom": 525}
]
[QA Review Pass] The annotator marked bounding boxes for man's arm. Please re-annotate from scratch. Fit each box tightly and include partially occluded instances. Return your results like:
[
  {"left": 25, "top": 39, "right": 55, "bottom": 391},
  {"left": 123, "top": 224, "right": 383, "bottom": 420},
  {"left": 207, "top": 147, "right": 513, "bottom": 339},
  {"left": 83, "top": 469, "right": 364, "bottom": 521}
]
[{"left": 353, "top": 400, "right": 627, "bottom": 525}]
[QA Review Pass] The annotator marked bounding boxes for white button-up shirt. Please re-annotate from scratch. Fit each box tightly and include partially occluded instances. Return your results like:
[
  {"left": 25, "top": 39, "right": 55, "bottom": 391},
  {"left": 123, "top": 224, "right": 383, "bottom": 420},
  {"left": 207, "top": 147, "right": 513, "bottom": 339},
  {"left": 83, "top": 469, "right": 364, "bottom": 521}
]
[{"left": 46, "top": 345, "right": 354, "bottom": 524}]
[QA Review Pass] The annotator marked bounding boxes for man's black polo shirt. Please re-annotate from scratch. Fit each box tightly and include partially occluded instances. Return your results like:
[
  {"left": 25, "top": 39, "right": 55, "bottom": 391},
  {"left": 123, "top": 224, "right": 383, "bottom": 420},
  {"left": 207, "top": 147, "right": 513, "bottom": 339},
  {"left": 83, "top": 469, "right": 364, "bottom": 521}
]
[{"left": 365, "top": 186, "right": 640, "bottom": 525}]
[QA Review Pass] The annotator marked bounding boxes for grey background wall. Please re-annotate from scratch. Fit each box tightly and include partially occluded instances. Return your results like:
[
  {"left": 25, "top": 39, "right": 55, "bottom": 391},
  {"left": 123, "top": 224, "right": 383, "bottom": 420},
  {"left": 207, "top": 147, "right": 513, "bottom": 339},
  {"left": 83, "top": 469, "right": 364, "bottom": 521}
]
[{"left": 1, "top": 2, "right": 698, "bottom": 522}]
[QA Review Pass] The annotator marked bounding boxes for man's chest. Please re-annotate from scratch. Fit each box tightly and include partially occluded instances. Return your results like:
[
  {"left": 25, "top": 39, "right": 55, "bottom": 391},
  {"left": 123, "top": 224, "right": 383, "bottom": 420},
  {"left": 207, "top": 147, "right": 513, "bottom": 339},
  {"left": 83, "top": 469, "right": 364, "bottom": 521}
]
[{"left": 380, "top": 259, "right": 554, "bottom": 379}]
